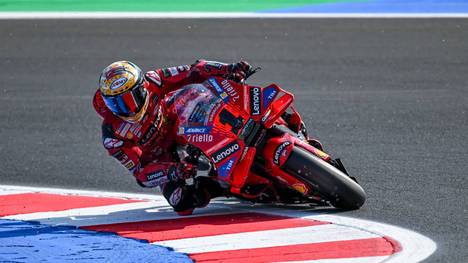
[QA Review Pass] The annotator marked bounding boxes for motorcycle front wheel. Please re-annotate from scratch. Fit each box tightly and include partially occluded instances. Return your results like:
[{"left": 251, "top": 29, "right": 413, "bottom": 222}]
[{"left": 283, "top": 146, "right": 366, "bottom": 210}]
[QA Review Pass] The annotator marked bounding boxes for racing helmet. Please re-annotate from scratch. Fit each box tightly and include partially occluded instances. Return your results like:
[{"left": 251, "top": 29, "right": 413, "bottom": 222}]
[{"left": 99, "top": 61, "right": 149, "bottom": 122}]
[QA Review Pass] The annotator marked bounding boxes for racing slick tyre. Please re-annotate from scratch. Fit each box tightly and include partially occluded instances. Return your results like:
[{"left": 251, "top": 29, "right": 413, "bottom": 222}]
[{"left": 283, "top": 146, "right": 366, "bottom": 210}]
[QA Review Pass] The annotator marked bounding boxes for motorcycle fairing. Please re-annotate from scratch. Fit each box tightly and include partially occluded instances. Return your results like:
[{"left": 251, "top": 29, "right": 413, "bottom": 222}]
[
  {"left": 168, "top": 79, "right": 249, "bottom": 183},
  {"left": 169, "top": 77, "right": 304, "bottom": 192},
  {"left": 262, "top": 85, "right": 279, "bottom": 109},
  {"left": 262, "top": 132, "right": 312, "bottom": 196}
]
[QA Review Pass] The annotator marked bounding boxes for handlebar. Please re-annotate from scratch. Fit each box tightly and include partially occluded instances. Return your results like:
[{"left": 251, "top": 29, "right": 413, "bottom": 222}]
[{"left": 242, "top": 67, "right": 262, "bottom": 84}]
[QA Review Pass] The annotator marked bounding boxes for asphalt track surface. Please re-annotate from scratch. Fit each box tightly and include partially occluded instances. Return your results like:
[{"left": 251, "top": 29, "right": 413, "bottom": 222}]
[{"left": 0, "top": 19, "right": 467, "bottom": 262}]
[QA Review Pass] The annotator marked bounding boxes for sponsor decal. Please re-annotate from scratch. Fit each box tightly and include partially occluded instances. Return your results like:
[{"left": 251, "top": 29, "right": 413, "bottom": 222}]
[
  {"left": 105, "top": 65, "right": 125, "bottom": 79},
  {"left": 212, "top": 141, "right": 240, "bottom": 164},
  {"left": 207, "top": 78, "right": 229, "bottom": 102},
  {"left": 218, "top": 157, "right": 236, "bottom": 177},
  {"left": 151, "top": 99, "right": 161, "bottom": 117},
  {"left": 292, "top": 183, "right": 309, "bottom": 195},
  {"left": 145, "top": 71, "right": 162, "bottom": 86},
  {"left": 129, "top": 123, "right": 143, "bottom": 138},
  {"left": 112, "top": 150, "right": 127, "bottom": 162},
  {"left": 204, "top": 61, "right": 224, "bottom": 72},
  {"left": 162, "top": 68, "right": 171, "bottom": 78},
  {"left": 141, "top": 107, "right": 162, "bottom": 144},
  {"left": 314, "top": 148, "right": 330, "bottom": 160},
  {"left": 188, "top": 103, "right": 206, "bottom": 124},
  {"left": 221, "top": 79, "right": 240, "bottom": 102},
  {"left": 250, "top": 87, "right": 261, "bottom": 116},
  {"left": 240, "top": 118, "right": 255, "bottom": 140},
  {"left": 103, "top": 138, "right": 124, "bottom": 149},
  {"left": 261, "top": 109, "right": 271, "bottom": 123},
  {"left": 208, "top": 101, "right": 223, "bottom": 123},
  {"left": 273, "top": 141, "right": 291, "bottom": 165},
  {"left": 109, "top": 77, "right": 127, "bottom": 90},
  {"left": 263, "top": 86, "right": 278, "bottom": 108},
  {"left": 112, "top": 151, "right": 135, "bottom": 171},
  {"left": 177, "top": 127, "right": 185, "bottom": 134},
  {"left": 168, "top": 67, "right": 179, "bottom": 76},
  {"left": 140, "top": 124, "right": 158, "bottom": 145},
  {"left": 178, "top": 126, "right": 212, "bottom": 135},
  {"left": 117, "top": 123, "right": 131, "bottom": 137},
  {"left": 177, "top": 65, "right": 190, "bottom": 72},
  {"left": 169, "top": 187, "right": 183, "bottom": 206},
  {"left": 187, "top": 134, "right": 213, "bottom": 143},
  {"left": 112, "top": 151, "right": 128, "bottom": 166},
  {"left": 168, "top": 166, "right": 179, "bottom": 182},
  {"left": 143, "top": 170, "right": 168, "bottom": 188},
  {"left": 123, "top": 160, "right": 135, "bottom": 170},
  {"left": 239, "top": 146, "right": 250, "bottom": 161},
  {"left": 146, "top": 170, "right": 165, "bottom": 181}
]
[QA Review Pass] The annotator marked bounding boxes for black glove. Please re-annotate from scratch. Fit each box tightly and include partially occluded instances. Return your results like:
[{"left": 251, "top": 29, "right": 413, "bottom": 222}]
[
  {"left": 228, "top": 60, "right": 253, "bottom": 83},
  {"left": 167, "top": 163, "right": 196, "bottom": 183}
]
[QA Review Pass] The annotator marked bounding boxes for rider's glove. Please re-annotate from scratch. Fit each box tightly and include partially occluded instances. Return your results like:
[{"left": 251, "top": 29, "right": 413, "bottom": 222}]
[
  {"left": 168, "top": 163, "right": 196, "bottom": 183},
  {"left": 227, "top": 60, "right": 253, "bottom": 83}
]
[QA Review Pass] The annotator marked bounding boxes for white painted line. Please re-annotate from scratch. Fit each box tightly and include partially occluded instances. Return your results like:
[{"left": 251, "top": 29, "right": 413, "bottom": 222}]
[
  {"left": 0, "top": 184, "right": 160, "bottom": 200},
  {"left": 0, "top": 12, "right": 468, "bottom": 19},
  {"left": 0, "top": 189, "right": 31, "bottom": 195},
  {"left": 4, "top": 201, "right": 163, "bottom": 222},
  {"left": 279, "top": 256, "right": 389, "bottom": 263},
  {"left": 5, "top": 204, "right": 240, "bottom": 227},
  {"left": 155, "top": 223, "right": 380, "bottom": 254},
  {"left": 0, "top": 185, "right": 240, "bottom": 226}
]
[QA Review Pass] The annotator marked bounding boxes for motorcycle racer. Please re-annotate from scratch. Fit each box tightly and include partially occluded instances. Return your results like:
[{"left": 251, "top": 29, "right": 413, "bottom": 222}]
[
  {"left": 93, "top": 59, "right": 253, "bottom": 215},
  {"left": 94, "top": 59, "right": 323, "bottom": 215}
]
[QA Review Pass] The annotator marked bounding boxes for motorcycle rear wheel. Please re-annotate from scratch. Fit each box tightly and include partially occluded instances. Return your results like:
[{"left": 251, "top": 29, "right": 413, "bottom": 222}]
[{"left": 283, "top": 146, "right": 366, "bottom": 210}]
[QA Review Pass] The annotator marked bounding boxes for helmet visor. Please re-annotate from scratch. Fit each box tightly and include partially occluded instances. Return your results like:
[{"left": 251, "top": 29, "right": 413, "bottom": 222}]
[{"left": 103, "top": 84, "right": 147, "bottom": 117}]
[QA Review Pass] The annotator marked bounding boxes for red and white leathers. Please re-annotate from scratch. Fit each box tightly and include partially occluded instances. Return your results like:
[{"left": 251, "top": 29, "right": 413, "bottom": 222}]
[{"left": 93, "top": 60, "right": 245, "bottom": 214}]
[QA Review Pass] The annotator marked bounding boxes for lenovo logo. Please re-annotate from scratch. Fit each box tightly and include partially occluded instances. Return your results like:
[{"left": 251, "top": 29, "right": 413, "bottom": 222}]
[
  {"left": 250, "top": 87, "right": 261, "bottom": 116},
  {"left": 212, "top": 142, "right": 240, "bottom": 164},
  {"left": 274, "top": 141, "right": 291, "bottom": 165}
]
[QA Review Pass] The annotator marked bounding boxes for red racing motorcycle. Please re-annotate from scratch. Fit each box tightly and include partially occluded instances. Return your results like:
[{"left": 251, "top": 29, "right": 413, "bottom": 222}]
[{"left": 164, "top": 72, "right": 366, "bottom": 210}]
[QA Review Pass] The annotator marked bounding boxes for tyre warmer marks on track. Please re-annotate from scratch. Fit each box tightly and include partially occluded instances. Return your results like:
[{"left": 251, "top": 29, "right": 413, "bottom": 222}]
[{"left": 0, "top": 185, "right": 435, "bottom": 262}]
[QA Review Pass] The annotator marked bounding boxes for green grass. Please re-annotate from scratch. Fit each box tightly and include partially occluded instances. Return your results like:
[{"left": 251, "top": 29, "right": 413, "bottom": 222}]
[{"left": 0, "top": 0, "right": 359, "bottom": 12}]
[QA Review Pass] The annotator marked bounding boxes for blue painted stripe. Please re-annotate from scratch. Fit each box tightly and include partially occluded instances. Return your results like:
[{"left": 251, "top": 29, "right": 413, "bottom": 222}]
[
  {"left": 0, "top": 219, "right": 192, "bottom": 263},
  {"left": 261, "top": 0, "right": 468, "bottom": 13}
]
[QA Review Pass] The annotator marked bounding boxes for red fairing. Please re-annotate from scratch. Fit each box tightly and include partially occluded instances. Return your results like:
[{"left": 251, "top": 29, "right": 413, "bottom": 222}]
[
  {"left": 262, "top": 133, "right": 312, "bottom": 195},
  {"left": 263, "top": 133, "right": 294, "bottom": 169},
  {"left": 163, "top": 77, "right": 249, "bottom": 182},
  {"left": 230, "top": 147, "right": 256, "bottom": 195}
]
